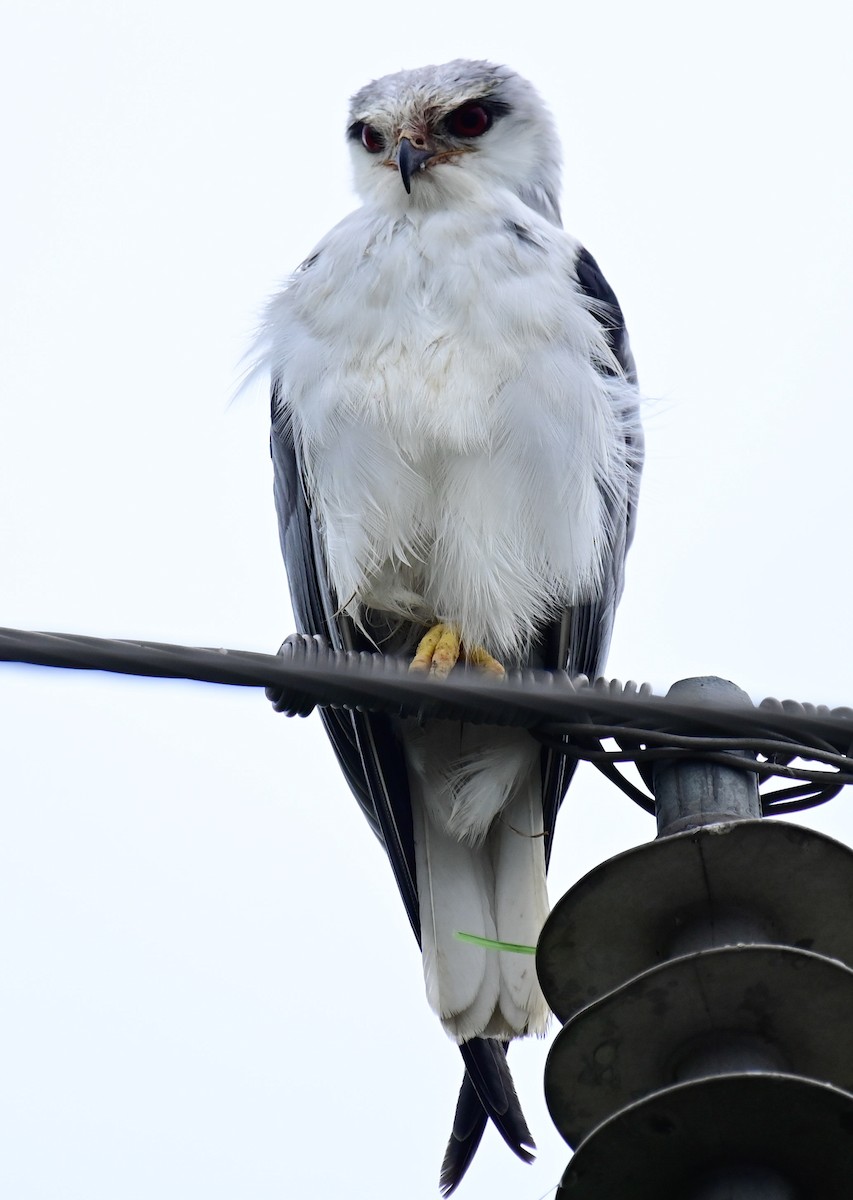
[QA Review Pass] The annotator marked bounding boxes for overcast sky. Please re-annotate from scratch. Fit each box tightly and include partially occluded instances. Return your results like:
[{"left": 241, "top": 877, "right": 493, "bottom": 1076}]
[{"left": 2, "top": 3, "right": 852, "bottom": 1198}]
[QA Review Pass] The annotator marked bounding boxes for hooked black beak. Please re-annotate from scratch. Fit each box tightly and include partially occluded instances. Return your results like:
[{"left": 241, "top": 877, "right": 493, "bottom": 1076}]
[{"left": 396, "top": 137, "right": 435, "bottom": 194}]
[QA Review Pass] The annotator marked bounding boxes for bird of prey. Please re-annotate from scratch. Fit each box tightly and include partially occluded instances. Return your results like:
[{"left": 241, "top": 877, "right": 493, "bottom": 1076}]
[{"left": 260, "top": 59, "right": 643, "bottom": 1193}]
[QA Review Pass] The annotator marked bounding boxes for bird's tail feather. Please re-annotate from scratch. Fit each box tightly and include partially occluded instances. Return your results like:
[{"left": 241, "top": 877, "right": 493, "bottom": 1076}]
[
  {"left": 413, "top": 792, "right": 503, "bottom": 1040},
  {"left": 494, "top": 781, "right": 551, "bottom": 1033},
  {"left": 408, "top": 726, "right": 549, "bottom": 1040}
]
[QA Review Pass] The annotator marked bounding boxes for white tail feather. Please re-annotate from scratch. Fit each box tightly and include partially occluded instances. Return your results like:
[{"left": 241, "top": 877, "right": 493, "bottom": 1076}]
[
  {"left": 446, "top": 737, "right": 539, "bottom": 846},
  {"left": 403, "top": 720, "right": 550, "bottom": 1042},
  {"left": 494, "top": 782, "right": 551, "bottom": 1035},
  {"left": 411, "top": 780, "right": 502, "bottom": 1040}
]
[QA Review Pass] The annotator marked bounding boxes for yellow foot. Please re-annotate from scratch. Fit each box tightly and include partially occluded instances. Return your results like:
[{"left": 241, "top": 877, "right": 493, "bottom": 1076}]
[
  {"left": 465, "top": 645, "right": 506, "bottom": 678},
  {"left": 409, "top": 623, "right": 460, "bottom": 679},
  {"left": 409, "top": 624, "right": 505, "bottom": 680}
]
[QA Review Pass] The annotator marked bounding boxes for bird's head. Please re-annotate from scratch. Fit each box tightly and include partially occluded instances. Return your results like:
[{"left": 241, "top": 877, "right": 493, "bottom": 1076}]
[{"left": 346, "top": 60, "right": 562, "bottom": 224}]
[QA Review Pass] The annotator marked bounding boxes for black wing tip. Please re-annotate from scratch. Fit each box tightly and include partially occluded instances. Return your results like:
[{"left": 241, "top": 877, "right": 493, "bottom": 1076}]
[
  {"left": 439, "top": 1143, "right": 474, "bottom": 1197},
  {"left": 440, "top": 1126, "right": 536, "bottom": 1196},
  {"left": 442, "top": 1041, "right": 536, "bottom": 1193},
  {"left": 509, "top": 1131, "right": 537, "bottom": 1162}
]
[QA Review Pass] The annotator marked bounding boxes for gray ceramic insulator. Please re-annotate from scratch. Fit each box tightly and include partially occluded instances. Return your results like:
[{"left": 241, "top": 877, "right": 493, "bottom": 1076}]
[
  {"left": 653, "top": 681, "right": 793, "bottom": 1197},
  {"left": 688, "top": 1165, "right": 799, "bottom": 1200},
  {"left": 653, "top": 677, "right": 761, "bottom": 838}
]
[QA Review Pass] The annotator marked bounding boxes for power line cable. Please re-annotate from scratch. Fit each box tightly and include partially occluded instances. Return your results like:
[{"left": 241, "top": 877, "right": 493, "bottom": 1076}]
[{"left": 2, "top": 626, "right": 851, "bottom": 817}]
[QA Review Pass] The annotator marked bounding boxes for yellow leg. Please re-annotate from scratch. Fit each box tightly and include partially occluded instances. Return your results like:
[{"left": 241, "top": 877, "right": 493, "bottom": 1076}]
[{"left": 409, "top": 624, "right": 505, "bottom": 680}]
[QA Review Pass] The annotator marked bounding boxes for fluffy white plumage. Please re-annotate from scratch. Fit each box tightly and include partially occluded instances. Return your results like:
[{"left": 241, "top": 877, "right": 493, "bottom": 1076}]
[
  {"left": 264, "top": 205, "right": 630, "bottom": 666},
  {"left": 261, "top": 59, "right": 641, "bottom": 1102}
]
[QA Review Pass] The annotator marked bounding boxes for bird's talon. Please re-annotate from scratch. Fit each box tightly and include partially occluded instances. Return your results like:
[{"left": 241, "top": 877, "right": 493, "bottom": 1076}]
[
  {"left": 409, "top": 625, "right": 505, "bottom": 679},
  {"left": 465, "top": 646, "right": 506, "bottom": 678},
  {"left": 409, "top": 624, "right": 461, "bottom": 679}
]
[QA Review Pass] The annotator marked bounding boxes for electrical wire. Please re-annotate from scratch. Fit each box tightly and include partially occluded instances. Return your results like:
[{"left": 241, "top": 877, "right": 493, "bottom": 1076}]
[{"left": 2, "top": 625, "right": 852, "bottom": 818}]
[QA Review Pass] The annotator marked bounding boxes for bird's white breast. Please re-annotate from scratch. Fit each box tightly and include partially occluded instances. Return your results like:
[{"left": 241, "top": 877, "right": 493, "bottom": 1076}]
[{"left": 266, "top": 197, "right": 627, "bottom": 657}]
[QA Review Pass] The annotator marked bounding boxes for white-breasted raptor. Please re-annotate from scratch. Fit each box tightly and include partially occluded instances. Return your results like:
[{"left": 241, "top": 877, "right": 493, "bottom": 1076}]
[{"left": 260, "top": 59, "right": 643, "bottom": 1193}]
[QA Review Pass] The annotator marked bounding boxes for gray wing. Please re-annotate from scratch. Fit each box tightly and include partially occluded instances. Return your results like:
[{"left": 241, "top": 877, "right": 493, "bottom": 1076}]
[
  {"left": 539, "top": 244, "right": 644, "bottom": 854},
  {"left": 269, "top": 384, "right": 418, "bottom": 925}
]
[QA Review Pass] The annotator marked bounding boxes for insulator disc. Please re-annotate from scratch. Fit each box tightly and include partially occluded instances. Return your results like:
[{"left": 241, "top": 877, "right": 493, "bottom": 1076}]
[
  {"left": 546, "top": 943, "right": 853, "bottom": 1146},
  {"left": 557, "top": 1072, "right": 853, "bottom": 1198},
  {"left": 538, "top": 819, "right": 853, "bottom": 1022}
]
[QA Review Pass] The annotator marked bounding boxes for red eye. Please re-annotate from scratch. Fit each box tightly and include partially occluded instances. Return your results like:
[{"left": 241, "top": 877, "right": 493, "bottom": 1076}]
[
  {"left": 361, "top": 124, "right": 384, "bottom": 153},
  {"left": 445, "top": 103, "right": 492, "bottom": 139}
]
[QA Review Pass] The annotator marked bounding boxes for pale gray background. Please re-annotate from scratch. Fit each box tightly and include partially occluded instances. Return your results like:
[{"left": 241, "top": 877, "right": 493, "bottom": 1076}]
[{"left": 2, "top": 2, "right": 851, "bottom": 1198}]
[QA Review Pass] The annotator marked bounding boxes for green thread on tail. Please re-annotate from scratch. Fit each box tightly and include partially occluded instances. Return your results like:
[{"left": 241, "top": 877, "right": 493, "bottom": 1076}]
[{"left": 455, "top": 931, "right": 536, "bottom": 955}]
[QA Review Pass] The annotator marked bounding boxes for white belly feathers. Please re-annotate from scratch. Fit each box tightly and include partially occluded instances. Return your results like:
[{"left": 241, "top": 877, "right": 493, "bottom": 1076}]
[{"left": 268, "top": 199, "right": 625, "bottom": 658}]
